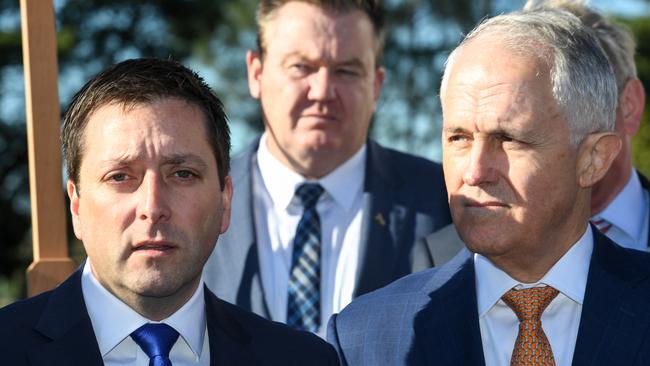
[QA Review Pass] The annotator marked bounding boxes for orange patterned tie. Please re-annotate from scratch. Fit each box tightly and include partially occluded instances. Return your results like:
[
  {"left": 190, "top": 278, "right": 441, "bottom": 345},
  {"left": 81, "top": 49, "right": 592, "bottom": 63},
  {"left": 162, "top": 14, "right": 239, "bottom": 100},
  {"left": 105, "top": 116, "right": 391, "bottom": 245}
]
[{"left": 501, "top": 286, "right": 559, "bottom": 366}]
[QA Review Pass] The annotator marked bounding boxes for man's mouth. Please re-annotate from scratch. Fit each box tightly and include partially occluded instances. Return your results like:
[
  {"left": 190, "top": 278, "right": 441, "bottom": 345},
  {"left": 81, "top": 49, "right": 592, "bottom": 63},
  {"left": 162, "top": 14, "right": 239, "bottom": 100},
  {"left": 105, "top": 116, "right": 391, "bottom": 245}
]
[{"left": 132, "top": 241, "right": 177, "bottom": 254}]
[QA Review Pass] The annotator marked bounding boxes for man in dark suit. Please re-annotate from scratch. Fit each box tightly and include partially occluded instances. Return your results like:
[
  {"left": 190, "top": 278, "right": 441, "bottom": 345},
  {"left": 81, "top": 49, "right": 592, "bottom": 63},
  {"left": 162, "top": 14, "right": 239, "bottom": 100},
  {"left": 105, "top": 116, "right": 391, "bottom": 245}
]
[
  {"left": 0, "top": 59, "right": 338, "bottom": 365},
  {"left": 328, "top": 9, "right": 650, "bottom": 365},
  {"left": 203, "top": 0, "right": 450, "bottom": 336},
  {"left": 413, "top": 0, "right": 650, "bottom": 272}
]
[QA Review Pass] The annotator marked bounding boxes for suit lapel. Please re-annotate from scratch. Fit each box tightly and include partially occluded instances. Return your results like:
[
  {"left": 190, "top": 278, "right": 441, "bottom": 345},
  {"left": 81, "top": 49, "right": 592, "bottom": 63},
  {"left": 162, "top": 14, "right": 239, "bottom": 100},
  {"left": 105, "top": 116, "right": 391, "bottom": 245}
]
[
  {"left": 28, "top": 269, "right": 103, "bottom": 366},
  {"left": 206, "top": 139, "right": 270, "bottom": 318},
  {"left": 354, "top": 140, "right": 407, "bottom": 296},
  {"left": 412, "top": 250, "right": 485, "bottom": 366},
  {"left": 204, "top": 288, "right": 257, "bottom": 365},
  {"left": 572, "top": 229, "right": 650, "bottom": 365}
]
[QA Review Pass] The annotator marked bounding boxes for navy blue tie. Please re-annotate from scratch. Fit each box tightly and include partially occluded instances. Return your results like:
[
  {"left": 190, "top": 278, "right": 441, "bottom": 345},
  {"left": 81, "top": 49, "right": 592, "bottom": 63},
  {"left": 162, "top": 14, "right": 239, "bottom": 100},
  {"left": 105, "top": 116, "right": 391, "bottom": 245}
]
[
  {"left": 287, "top": 183, "right": 324, "bottom": 332},
  {"left": 131, "top": 323, "right": 179, "bottom": 366}
]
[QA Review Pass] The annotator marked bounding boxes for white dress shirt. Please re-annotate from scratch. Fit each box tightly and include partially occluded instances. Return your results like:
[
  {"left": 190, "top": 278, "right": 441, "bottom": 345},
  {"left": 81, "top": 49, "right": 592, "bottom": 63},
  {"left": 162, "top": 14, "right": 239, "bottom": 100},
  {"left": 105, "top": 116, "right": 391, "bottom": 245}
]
[
  {"left": 81, "top": 260, "right": 210, "bottom": 366},
  {"left": 593, "top": 172, "right": 649, "bottom": 251},
  {"left": 476, "top": 226, "right": 593, "bottom": 366},
  {"left": 254, "top": 133, "right": 365, "bottom": 338}
]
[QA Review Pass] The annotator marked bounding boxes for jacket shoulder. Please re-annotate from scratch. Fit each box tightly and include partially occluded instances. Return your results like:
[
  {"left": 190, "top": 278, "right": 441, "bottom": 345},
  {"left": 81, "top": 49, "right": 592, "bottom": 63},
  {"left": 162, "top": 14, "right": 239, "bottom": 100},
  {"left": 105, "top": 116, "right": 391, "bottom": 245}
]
[
  {"left": 336, "top": 267, "right": 436, "bottom": 324},
  {"left": 0, "top": 290, "right": 54, "bottom": 363},
  {"left": 0, "top": 290, "right": 51, "bottom": 332}
]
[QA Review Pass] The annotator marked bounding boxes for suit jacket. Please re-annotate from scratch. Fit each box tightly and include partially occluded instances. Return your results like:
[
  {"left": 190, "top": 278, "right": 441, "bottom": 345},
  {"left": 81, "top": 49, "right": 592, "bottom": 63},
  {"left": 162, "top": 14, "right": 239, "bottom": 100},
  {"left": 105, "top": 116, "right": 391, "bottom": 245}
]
[
  {"left": 203, "top": 138, "right": 451, "bottom": 318},
  {"left": 411, "top": 222, "right": 464, "bottom": 271},
  {"left": 640, "top": 171, "right": 650, "bottom": 248},
  {"left": 412, "top": 171, "right": 650, "bottom": 272},
  {"left": 328, "top": 229, "right": 650, "bottom": 366},
  {"left": 0, "top": 268, "right": 339, "bottom": 365}
]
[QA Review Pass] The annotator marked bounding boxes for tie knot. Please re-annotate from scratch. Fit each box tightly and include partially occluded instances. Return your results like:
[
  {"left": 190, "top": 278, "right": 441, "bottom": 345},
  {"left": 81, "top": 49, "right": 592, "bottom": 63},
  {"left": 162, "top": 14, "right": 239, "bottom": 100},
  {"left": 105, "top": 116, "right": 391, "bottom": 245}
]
[
  {"left": 131, "top": 323, "right": 179, "bottom": 365},
  {"left": 295, "top": 183, "right": 324, "bottom": 209},
  {"left": 501, "top": 286, "right": 559, "bottom": 322}
]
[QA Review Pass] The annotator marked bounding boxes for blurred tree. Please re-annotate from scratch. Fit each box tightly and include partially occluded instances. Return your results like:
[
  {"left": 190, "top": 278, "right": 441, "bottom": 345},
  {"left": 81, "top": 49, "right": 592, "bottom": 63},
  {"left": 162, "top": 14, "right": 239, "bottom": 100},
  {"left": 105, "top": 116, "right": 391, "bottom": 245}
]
[
  {"left": 625, "top": 16, "right": 650, "bottom": 177},
  {"left": 1, "top": 0, "right": 490, "bottom": 303},
  {"left": 3, "top": 0, "right": 649, "bottom": 305}
]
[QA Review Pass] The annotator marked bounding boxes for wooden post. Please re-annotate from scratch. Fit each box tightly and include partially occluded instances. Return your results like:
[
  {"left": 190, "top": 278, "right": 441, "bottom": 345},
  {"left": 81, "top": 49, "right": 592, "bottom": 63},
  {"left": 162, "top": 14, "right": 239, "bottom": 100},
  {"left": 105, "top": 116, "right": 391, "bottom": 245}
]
[{"left": 20, "top": 0, "right": 76, "bottom": 297}]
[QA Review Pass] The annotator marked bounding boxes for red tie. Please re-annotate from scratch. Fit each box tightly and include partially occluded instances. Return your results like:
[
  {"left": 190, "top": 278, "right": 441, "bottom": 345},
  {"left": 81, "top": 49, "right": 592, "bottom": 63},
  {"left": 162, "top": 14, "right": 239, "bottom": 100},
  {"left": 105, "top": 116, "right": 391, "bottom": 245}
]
[
  {"left": 591, "top": 218, "right": 612, "bottom": 234},
  {"left": 501, "top": 286, "right": 559, "bottom": 366}
]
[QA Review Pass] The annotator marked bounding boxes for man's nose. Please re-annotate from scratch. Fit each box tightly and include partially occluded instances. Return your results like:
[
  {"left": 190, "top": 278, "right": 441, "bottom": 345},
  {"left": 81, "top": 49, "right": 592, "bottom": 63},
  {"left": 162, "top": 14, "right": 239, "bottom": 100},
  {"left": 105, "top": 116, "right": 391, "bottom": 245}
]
[
  {"left": 137, "top": 173, "right": 171, "bottom": 224},
  {"left": 307, "top": 68, "right": 335, "bottom": 101},
  {"left": 463, "top": 139, "right": 499, "bottom": 186}
]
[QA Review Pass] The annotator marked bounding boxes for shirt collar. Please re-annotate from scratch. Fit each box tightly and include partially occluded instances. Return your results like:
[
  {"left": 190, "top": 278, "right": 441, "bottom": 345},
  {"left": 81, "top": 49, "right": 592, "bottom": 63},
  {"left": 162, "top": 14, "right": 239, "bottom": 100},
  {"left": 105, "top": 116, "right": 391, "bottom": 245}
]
[
  {"left": 81, "top": 260, "right": 206, "bottom": 358},
  {"left": 256, "top": 132, "right": 366, "bottom": 212},
  {"left": 474, "top": 225, "right": 593, "bottom": 317},
  {"left": 596, "top": 171, "right": 647, "bottom": 243}
]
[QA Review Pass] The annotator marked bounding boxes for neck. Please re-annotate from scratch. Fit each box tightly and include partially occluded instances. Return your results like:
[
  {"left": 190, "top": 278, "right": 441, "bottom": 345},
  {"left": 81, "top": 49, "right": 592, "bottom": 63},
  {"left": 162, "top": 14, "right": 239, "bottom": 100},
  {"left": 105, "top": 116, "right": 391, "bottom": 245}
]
[
  {"left": 263, "top": 132, "right": 363, "bottom": 179},
  {"left": 489, "top": 199, "right": 590, "bottom": 284}
]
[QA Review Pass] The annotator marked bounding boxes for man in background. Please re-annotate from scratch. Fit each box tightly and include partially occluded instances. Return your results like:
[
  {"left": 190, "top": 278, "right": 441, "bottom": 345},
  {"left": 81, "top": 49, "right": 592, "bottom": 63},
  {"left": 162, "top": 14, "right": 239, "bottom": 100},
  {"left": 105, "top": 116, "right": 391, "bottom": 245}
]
[
  {"left": 0, "top": 58, "right": 338, "bottom": 365},
  {"left": 204, "top": 0, "right": 450, "bottom": 336},
  {"left": 412, "top": 0, "right": 649, "bottom": 271}
]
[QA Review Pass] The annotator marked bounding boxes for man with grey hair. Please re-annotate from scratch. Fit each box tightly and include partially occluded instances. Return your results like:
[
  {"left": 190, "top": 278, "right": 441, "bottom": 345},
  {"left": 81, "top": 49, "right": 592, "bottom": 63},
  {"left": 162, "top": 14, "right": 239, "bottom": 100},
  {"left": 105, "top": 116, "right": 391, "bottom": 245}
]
[
  {"left": 412, "top": 0, "right": 649, "bottom": 271},
  {"left": 328, "top": 9, "right": 650, "bottom": 365},
  {"left": 527, "top": 0, "right": 649, "bottom": 249}
]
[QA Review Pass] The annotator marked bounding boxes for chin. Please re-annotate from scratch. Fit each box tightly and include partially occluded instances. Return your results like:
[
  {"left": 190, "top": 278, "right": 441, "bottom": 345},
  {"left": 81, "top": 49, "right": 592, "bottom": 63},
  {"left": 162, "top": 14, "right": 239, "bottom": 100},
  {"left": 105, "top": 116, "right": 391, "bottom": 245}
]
[
  {"left": 129, "top": 273, "right": 186, "bottom": 298},
  {"left": 458, "top": 225, "right": 510, "bottom": 253}
]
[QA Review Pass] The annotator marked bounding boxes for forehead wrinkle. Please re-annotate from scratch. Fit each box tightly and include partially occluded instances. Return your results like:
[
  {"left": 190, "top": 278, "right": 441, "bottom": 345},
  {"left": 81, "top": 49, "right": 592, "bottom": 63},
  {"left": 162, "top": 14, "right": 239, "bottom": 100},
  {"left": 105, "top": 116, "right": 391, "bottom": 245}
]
[{"left": 98, "top": 152, "right": 208, "bottom": 169}]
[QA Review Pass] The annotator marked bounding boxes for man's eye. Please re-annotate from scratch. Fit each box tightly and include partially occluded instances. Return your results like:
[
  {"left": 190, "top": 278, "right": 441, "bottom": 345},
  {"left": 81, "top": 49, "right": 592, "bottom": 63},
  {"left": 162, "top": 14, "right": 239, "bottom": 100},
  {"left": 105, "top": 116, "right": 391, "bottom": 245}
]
[
  {"left": 174, "top": 170, "right": 195, "bottom": 179},
  {"left": 109, "top": 173, "right": 128, "bottom": 182},
  {"left": 338, "top": 68, "right": 360, "bottom": 77},
  {"left": 449, "top": 135, "right": 469, "bottom": 142},
  {"left": 290, "top": 64, "right": 310, "bottom": 74},
  {"left": 498, "top": 134, "right": 514, "bottom": 142}
]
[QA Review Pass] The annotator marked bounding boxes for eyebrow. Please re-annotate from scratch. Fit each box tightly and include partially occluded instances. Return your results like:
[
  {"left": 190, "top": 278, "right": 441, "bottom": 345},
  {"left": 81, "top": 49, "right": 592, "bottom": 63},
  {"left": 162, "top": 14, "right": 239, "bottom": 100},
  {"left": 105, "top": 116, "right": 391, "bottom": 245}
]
[
  {"left": 282, "top": 52, "right": 366, "bottom": 69},
  {"left": 443, "top": 125, "right": 519, "bottom": 138},
  {"left": 100, "top": 153, "right": 209, "bottom": 169},
  {"left": 443, "top": 126, "right": 470, "bottom": 134}
]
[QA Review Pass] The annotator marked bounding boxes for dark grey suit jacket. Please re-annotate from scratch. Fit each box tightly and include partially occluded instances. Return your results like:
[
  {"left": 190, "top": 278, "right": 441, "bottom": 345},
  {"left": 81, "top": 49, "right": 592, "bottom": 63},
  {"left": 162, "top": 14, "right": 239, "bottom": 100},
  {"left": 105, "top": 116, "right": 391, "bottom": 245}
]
[
  {"left": 329, "top": 228, "right": 650, "bottom": 365},
  {"left": 412, "top": 171, "right": 650, "bottom": 271},
  {"left": 0, "top": 268, "right": 340, "bottom": 365},
  {"left": 203, "top": 138, "right": 451, "bottom": 319}
]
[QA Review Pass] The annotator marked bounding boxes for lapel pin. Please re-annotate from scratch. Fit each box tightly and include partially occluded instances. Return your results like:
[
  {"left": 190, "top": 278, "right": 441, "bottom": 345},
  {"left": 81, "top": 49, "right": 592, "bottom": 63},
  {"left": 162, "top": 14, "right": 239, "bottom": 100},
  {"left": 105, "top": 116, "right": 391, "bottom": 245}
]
[{"left": 374, "top": 212, "right": 386, "bottom": 226}]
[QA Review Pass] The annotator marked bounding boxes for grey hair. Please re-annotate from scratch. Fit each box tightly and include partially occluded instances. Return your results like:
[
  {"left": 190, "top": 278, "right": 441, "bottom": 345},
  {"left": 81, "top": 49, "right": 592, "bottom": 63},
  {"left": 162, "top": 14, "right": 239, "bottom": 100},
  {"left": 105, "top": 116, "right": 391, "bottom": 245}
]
[
  {"left": 523, "top": 0, "right": 637, "bottom": 91},
  {"left": 440, "top": 9, "right": 618, "bottom": 145}
]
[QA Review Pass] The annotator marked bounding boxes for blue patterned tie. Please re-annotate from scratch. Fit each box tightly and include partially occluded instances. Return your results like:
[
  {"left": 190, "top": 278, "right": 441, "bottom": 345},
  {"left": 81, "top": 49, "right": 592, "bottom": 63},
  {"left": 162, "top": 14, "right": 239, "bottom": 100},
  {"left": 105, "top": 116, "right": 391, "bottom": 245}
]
[
  {"left": 287, "top": 183, "right": 324, "bottom": 332},
  {"left": 131, "top": 323, "right": 179, "bottom": 366}
]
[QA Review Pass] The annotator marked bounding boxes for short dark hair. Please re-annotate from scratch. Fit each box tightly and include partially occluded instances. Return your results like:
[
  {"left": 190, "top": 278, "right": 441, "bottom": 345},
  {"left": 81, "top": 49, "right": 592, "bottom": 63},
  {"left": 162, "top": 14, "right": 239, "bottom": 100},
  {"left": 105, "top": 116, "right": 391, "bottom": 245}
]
[
  {"left": 61, "top": 58, "right": 231, "bottom": 191},
  {"left": 255, "top": 0, "right": 385, "bottom": 63}
]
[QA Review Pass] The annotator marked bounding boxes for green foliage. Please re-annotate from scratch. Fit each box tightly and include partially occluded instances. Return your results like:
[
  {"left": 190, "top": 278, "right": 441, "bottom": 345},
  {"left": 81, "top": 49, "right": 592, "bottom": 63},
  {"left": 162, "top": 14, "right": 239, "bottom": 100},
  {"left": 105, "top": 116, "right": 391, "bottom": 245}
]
[
  {"left": 624, "top": 17, "right": 650, "bottom": 177},
  {"left": 4, "top": 0, "right": 648, "bottom": 306},
  {"left": 0, "top": 0, "right": 488, "bottom": 304}
]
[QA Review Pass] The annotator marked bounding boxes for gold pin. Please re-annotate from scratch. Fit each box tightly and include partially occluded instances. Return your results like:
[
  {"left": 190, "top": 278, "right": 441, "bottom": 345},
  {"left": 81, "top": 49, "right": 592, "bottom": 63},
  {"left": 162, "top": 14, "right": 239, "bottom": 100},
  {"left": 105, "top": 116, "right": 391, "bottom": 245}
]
[{"left": 374, "top": 212, "right": 386, "bottom": 226}]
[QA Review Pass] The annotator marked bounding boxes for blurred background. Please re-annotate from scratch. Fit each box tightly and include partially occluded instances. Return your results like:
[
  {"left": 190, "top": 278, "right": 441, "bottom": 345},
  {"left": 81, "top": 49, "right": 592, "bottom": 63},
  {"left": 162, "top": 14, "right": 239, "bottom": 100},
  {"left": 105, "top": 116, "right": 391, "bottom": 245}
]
[{"left": 1, "top": 0, "right": 649, "bottom": 305}]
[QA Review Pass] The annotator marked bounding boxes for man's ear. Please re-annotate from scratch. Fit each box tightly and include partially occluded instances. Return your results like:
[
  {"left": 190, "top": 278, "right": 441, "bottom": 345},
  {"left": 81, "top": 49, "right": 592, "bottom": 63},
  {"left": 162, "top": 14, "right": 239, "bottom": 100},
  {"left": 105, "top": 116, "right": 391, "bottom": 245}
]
[
  {"left": 246, "top": 50, "right": 263, "bottom": 99},
  {"left": 576, "top": 132, "right": 622, "bottom": 188},
  {"left": 373, "top": 66, "right": 385, "bottom": 102},
  {"left": 219, "top": 175, "right": 233, "bottom": 234},
  {"left": 67, "top": 180, "right": 83, "bottom": 240},
  {"left": 618, "top": 78, "right": 645, "bottom": 135}
]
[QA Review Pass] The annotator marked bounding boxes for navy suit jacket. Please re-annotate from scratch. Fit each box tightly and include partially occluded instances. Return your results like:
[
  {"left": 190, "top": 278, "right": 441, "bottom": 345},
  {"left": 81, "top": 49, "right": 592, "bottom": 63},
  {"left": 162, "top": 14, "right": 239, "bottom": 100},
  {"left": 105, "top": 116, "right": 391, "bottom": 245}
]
[
  {"left": 203, "top": 138, "right": 451, "bottom": 318},
  {"left": 329, "top": 228, "right": 650, "bottom": 366},
  {"left": 0, "top": 268, "right": 339, "bottom": 365},
  {"left": 412, "top": 171, "right": 650, "bottom": 272}
]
